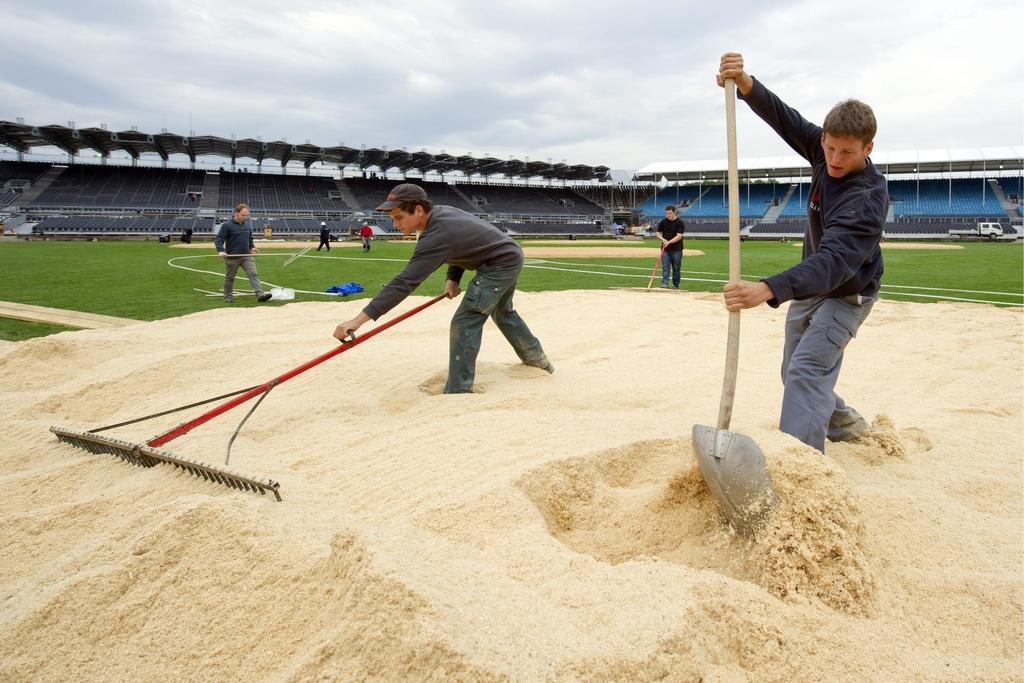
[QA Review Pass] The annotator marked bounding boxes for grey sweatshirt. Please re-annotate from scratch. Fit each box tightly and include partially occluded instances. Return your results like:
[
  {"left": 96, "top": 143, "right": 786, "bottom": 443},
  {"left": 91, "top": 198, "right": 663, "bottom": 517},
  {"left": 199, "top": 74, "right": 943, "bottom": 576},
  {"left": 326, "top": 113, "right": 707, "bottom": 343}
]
[{"left": 362, "top": 205, "right": 522, "bottom": 320}]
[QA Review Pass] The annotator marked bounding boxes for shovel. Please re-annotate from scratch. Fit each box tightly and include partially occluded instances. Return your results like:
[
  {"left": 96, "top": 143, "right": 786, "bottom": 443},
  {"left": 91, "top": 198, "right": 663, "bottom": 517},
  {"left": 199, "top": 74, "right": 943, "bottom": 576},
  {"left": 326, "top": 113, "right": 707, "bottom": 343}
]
[{"left": 691, "top": 78, "right": 775, "bottom": 536}]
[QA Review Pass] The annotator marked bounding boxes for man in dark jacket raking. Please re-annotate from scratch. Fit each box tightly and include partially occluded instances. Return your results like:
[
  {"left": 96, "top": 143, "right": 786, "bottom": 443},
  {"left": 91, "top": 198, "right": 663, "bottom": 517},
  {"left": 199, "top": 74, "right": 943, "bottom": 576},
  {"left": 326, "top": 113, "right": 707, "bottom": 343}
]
[
  {"left": 717, "top": 52, "right": 888, "bottom": 452},
  {"left": 333, "top": 184, "right": 553, "bottom": 393}
]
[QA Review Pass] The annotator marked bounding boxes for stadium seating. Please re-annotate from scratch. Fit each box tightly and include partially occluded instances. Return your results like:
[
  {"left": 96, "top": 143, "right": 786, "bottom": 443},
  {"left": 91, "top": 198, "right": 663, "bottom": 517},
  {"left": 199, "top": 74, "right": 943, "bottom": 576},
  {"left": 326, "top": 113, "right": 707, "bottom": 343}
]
[
  {"left": 31, "top": 165, "right": 206, "bottom": 210},
  {"left": 217, "top": 171, "right": 340, "bottom": 212},
  {"left": 683, "top": 184, "right": 787, "bottom": 218},
  {"left": 16, "top": 158, "right": 1019, "bottom": 237},
  {"left": 34, "top": 216, "right": 215, "bottom": 234},
  {"left": 0, "top": 160, "right": 51, "bottom": 184},
  {"left": 637, "top": 186, "right": 703, "bottom": 218},
  {"left": 464, "top": 184, "right": 602, "bottom": 215},
  {"left": 343, "top": 178, "right": 478, "bottom": 212},
  {"left": 887, "top": 178, "right": 1004, "bottom": 216},
  {"left": 494, "top": 221, "right": 603, "bottom": 235},
  {"left": 997, "top": 177, "right": 1023, "bottom": 216},
  {"left": 780, "top": 185, "right": 811, "bottom": 216}
]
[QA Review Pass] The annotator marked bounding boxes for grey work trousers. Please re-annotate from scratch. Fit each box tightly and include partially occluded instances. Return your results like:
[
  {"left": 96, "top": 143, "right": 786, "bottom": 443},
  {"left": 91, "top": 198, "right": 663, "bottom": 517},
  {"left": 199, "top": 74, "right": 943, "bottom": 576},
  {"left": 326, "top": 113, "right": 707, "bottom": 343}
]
[
  {"left": 445, "top": 265, "right": 548, "bottom": 394},
  {"left": 223, "top": 256, "right": 265, "bottom": 299},
  {"left": 779, "top": 294, "right": 875, "bottom": 451}
]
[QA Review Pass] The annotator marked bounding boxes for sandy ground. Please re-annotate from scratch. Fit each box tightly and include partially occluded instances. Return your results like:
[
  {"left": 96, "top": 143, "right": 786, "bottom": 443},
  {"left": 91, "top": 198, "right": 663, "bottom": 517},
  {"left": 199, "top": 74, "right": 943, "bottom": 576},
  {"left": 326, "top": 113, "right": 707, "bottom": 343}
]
[{"left": 0, "top": 292, "right": 1021, "bottom": 681}]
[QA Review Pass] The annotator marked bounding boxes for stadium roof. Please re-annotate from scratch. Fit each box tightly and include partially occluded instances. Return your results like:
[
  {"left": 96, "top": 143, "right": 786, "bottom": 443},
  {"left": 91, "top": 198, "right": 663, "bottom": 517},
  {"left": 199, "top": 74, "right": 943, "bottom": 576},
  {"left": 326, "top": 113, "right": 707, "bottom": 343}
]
[
  {"left": 0, "top": 120, "right": 610, "bottom": 182},
  {"left": 634, "top": 147, "right": 1024, "bottom": 182}
]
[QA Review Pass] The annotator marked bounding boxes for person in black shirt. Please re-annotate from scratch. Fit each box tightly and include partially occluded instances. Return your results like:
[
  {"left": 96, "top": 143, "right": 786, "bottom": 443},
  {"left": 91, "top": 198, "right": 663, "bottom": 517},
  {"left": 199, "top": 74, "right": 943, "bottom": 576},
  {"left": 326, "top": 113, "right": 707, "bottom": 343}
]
[
  {"left": 655, "top": 205, "right": 685, "bottom": 288},
  {"left": 717, "top": 52, "right": 888, "bottom": 452},
  {"left": 317, "top": 221, "right": 331, "bottom": 251}
]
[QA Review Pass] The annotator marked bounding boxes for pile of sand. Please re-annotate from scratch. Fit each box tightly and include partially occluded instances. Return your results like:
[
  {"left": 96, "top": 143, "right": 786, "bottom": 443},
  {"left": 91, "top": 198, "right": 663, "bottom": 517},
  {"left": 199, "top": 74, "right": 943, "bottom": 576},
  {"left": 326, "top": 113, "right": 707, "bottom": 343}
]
[{"left": 1, "top": 291, "right": 1021, "bottom": 681}]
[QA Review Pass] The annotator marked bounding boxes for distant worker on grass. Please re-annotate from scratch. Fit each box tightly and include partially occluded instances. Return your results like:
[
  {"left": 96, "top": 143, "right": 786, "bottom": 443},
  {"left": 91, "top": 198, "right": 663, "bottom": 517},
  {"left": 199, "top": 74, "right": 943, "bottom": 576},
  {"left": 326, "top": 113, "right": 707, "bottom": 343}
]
[
  {"left": 359, "top": 222, "right": 374, "bottom": 252},
  {"left": 317, "top": 221, "right": 331, "bottom": 251},
  {"left": 333, "top": 183, "right": 553, "bottom": 393},
  {"left": 655, "top": 205, "right": 686, "bottom": 288},
  {"left": 716, "top": 52, "right": 887, "bottom": 452},
  {"left": 215, "top": 203, "right": 272, "bottom": 304}
]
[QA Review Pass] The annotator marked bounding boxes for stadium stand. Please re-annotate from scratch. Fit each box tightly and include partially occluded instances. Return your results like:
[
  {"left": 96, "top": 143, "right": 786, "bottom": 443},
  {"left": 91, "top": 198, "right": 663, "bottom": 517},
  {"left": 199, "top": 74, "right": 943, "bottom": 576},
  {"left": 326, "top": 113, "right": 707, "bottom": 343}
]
[
  {"left": 887, "top": 178, "right": 1005, "bottom": 216},
  {"left": 342, "top": 177, "right": 394, "bottom": 211},
  {"left": 781, "top": 185, "right": 811, "bottom": 215},
  {"left": 216, "top": 170, "right": 340, "bottom": 212},
  {"left": 996, "top": 177, "right": 1023, "bottom": 215},
  {"left": 465, "top": 184, "right": 603, "bottom": 215},
  {"left": 636, "top": 186, "right": 703, "bottom": 217},
  {"left": 30, "top": 215, "right": 378, "bottom": 237},
  {"left": 9, "top": 155, "right": 1018, "bottom": 239},
  {"left": 494, "top": 220, "right": 603, "bottom": 236},
  {"left": 33, "top": 216, "right": 215, "bottom": 235},
  {"left": 0, "top": 160, "right": 51, "bottom": 184},
  {"left": 537, "top": 187, "right": 605, "bottom": 215},
  {"left": 342, "top": 178, "right": 478, "bottom": 212},
  {"left": 683, "top": 183, "right": 788, "bottom": 218},
  {"left": 682, "top": 220, "right": 732, "bottom": 235},
  {"left": 30, "top": 165, "right": 206, "bottom": 210}
]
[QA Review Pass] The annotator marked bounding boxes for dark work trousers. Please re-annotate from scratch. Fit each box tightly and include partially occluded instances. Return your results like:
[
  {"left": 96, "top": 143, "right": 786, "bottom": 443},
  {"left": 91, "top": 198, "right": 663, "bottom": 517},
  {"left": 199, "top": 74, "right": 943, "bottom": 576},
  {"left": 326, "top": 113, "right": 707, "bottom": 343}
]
[{"left": 445, "top": 265, "right": 549, "bottom": 393}]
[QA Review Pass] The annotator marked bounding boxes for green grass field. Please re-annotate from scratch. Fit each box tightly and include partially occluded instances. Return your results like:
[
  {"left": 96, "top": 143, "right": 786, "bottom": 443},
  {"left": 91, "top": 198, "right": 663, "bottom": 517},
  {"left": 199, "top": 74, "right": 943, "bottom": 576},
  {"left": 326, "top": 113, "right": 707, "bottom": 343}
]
[{"left": 0, "top": 237, "right": 1021, "bottom": 341}]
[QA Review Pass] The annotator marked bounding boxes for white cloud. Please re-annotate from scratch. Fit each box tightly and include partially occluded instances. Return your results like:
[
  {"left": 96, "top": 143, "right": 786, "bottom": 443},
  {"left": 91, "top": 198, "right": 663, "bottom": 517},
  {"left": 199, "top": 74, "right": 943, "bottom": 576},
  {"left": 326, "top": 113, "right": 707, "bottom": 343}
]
[{"left": 0, "top": 0, "right": 1020, "bottom": 171}]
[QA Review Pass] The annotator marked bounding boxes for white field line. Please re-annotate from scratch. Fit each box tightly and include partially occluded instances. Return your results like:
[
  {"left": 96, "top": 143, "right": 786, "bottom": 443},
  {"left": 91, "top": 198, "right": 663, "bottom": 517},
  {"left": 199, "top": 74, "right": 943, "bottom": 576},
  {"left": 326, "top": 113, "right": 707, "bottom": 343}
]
[
  {"left": 173, "top": 254, "right": 1022, "bottom": 307},
  {"left": 167, "top": 253, "right": 405, "bottom": 297},
  {"left": 523, "top": 263, "right": 1023, "bottom": 306},
  {"left": 534, "top": 258, "right": 1022, "bottom": 297}
]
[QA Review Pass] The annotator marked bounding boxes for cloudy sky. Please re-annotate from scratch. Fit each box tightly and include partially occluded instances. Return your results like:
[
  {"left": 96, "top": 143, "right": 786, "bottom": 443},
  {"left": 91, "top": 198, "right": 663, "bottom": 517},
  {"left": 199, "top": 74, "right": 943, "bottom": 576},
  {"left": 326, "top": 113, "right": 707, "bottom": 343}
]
[{"left": 1, "top": 0, "right": 1021, "bottom": 172}]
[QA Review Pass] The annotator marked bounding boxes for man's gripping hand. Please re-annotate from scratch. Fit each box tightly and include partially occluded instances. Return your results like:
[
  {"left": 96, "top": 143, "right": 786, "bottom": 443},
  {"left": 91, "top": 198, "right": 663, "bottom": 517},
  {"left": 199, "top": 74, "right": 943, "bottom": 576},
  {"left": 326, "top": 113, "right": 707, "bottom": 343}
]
[
  {"left": 723, "top": 280, "right": 774, "bottom": 311},
  {"left": 717, "top": 52, "right": 754, "bottom": 96}
]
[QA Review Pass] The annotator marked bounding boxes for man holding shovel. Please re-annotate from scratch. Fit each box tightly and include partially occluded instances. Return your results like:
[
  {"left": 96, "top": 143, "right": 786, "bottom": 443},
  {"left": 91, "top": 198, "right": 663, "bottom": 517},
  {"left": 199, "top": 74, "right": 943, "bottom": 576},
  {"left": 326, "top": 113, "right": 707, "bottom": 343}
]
[
  {"left": 716, "top": 53, "right": 888, "bottom": 452},
  {"left": 333, "top": 184, "right": 553, "bottom": 393}
]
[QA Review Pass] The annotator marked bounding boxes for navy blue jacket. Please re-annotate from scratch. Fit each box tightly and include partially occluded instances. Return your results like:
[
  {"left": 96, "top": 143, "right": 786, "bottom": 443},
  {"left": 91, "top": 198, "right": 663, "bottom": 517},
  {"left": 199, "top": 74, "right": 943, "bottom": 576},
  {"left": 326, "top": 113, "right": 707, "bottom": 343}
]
[
  {"left": 741, "top": 78, "right": 888, "bottom": 305},
  {"left": 214, "top": 218, "right": 255, "bottom": 255}
]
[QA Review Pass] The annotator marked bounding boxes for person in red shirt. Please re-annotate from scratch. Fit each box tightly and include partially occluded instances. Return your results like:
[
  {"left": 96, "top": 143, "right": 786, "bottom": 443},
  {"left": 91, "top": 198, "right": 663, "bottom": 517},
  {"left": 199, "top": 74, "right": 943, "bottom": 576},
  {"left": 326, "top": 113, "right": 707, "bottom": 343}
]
[{"left": 359, "top": 223, "right": 373, "bottom": 252}]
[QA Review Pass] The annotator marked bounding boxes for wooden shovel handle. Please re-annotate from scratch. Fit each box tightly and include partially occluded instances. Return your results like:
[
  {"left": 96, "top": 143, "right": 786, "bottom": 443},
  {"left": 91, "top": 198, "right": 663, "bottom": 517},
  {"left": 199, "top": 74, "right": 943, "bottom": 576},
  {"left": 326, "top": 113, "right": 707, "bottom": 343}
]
[{"left": 717, "top": 78, "right": 742, "bottom": 431}]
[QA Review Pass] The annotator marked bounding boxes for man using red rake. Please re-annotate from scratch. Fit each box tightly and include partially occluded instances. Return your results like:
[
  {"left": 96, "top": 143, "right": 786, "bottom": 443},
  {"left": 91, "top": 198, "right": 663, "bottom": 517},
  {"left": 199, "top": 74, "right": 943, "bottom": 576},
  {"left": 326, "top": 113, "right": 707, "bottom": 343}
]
[
  {"left": 716, "top": 52, "right": 888, "bottom": 452},
  {"left": 333, "top": 183, "right": 553, "bottom": 393}
]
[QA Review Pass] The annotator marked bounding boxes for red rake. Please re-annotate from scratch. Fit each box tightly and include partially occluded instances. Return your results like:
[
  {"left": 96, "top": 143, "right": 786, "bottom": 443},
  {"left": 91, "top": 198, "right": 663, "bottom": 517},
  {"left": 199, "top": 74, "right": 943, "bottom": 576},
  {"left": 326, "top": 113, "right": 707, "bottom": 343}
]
[{"left": 51, "top": 294, "right": 448, "bottom": 502}]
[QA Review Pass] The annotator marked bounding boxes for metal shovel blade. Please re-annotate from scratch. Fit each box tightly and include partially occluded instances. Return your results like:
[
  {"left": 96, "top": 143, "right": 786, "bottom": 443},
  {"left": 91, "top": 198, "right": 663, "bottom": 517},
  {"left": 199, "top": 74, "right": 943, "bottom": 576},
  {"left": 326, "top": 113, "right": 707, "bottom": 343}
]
[{"left": 692, "top": 424, "right": 775, "bottom": 536}]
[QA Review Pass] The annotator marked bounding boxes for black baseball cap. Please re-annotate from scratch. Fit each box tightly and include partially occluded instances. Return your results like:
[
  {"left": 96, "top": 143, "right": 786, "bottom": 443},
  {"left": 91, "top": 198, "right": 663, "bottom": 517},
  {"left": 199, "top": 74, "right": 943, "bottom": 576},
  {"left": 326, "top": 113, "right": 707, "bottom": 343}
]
[{"left": 376, "top": 183, "right": 429, "bottom": 211}]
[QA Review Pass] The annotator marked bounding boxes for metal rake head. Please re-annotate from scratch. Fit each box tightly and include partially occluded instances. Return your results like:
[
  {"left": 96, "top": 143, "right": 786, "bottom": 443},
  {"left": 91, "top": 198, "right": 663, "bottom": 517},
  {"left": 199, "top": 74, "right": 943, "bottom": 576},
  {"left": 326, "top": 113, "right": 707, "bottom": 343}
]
[{"left": 51, "top": 426, "right": 282, "bottom": 501}]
